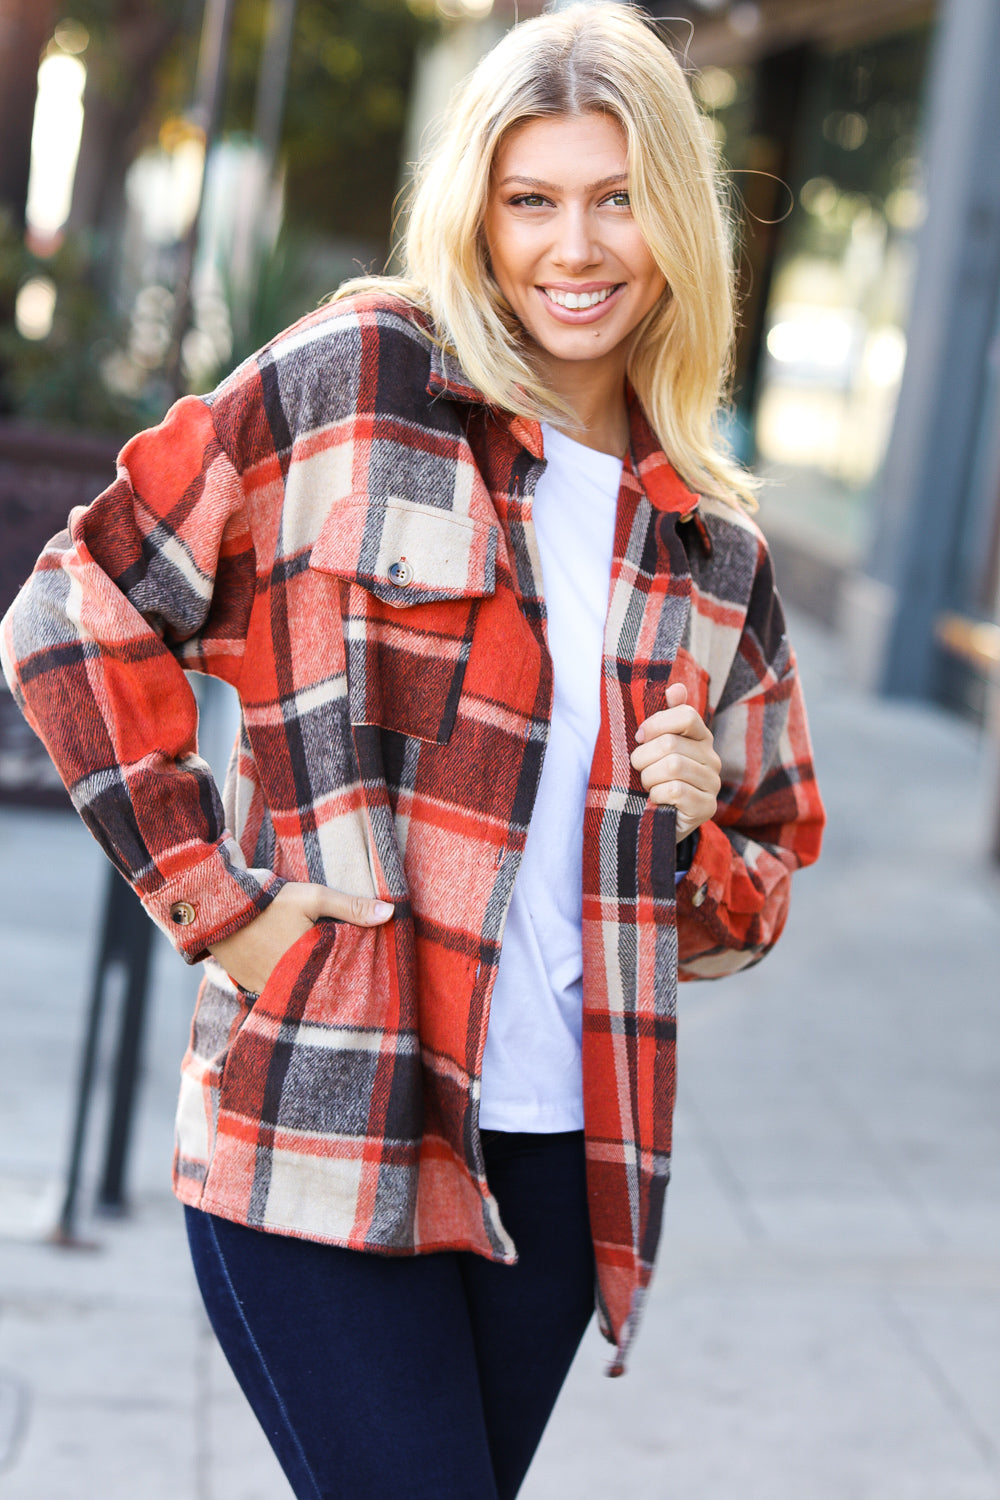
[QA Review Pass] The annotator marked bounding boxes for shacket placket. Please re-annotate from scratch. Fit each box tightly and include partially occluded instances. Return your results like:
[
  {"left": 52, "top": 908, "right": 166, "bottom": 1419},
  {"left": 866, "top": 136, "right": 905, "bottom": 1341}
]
[
  {"left": 461, "top": 434, "right": 554, "bottom": 1246},
  {"left": 458, "top": 403, "right": 696, "bottom": 1370}
]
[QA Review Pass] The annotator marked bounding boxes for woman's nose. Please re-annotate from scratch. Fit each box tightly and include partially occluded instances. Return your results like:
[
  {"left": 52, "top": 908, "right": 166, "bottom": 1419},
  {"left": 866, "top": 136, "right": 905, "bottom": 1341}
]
[{"left": 552, "top": 208, "right": 601, "bottom": 271}]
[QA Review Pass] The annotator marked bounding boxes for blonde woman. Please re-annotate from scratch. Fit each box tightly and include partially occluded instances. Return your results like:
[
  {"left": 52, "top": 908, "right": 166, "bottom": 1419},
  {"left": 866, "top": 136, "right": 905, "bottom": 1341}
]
[{"left": 2, "top": 5, "right": 824, "bottom": 1496}]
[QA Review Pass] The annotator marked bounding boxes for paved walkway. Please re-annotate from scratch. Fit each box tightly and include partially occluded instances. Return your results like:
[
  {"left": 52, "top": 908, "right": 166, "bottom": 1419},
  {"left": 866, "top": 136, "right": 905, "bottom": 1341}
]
[{"left": 1, "top": 612, "right": 999, "bottom": 1499}]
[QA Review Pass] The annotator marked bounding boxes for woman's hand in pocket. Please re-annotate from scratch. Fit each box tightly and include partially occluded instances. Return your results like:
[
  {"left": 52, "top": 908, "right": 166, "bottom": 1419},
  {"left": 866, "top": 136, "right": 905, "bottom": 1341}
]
[{"left": 208, "top": 884, "right": 394, "bottom": 996}]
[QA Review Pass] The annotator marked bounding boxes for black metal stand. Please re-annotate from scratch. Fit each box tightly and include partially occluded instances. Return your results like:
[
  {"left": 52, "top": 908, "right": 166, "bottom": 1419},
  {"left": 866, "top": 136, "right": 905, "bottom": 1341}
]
[{"left": 51, "top": 866, "right": 154, "bottom": 1246}]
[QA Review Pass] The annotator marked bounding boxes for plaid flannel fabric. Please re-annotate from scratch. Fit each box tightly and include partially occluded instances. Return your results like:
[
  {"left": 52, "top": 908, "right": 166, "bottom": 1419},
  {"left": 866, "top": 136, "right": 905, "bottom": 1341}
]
[{"left": 1, "top": 293, "right": 824, "bottom": 1372}]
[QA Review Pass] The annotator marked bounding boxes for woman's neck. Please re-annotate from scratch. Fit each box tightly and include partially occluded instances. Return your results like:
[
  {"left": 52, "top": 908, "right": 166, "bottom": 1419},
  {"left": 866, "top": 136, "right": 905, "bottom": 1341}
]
[{"left": 536, "top": 355, "right": 630, "bottom": 458}]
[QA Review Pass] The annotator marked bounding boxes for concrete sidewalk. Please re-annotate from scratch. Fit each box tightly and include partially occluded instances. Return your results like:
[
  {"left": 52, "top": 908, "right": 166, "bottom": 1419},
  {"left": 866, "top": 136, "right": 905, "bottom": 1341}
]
[{"left": 1, "top": 612, "right": 999, "bottom": 1499}]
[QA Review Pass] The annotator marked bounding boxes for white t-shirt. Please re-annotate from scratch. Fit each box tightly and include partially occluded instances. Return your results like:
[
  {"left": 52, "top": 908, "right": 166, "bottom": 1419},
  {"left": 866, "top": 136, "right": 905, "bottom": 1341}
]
[{"left": 479, "top": 423, "right": 623, "bottom": 1132}]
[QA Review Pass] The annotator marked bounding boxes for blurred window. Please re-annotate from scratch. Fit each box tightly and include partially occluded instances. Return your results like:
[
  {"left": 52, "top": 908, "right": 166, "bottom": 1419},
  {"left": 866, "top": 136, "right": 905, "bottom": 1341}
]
[{"left": 748, "top": 25, "right": 933, "bottom": 558}]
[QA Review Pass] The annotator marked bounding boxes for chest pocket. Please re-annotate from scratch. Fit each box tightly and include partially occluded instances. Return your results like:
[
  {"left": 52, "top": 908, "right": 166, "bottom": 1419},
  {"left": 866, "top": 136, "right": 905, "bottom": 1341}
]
[{"left": 310, "top": 495, "right": 498, "bottom": 745}]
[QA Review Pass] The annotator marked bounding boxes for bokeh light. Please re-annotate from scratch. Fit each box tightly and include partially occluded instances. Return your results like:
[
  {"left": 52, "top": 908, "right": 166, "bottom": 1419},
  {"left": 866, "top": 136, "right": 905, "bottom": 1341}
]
[
  {"left": 14, "top": 278, "right": 58, "bottom": 341},
  {"left": 25, "top": 51, "right": 87, "bottom": 241}
]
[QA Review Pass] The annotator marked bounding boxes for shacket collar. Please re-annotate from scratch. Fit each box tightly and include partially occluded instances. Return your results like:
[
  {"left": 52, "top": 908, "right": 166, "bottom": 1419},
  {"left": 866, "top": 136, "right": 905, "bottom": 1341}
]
[
  {"left": 426, "top": 334, "right": 707, "bottom": 533},
  {"left": 426, "top": 337, "right": 483, "bottom": 405},
  {"left": 425, "top": 339, "right": 545, "bottom": 460},
  {"left": 625, "top": 389, "right": 701, "bottom": 519}
]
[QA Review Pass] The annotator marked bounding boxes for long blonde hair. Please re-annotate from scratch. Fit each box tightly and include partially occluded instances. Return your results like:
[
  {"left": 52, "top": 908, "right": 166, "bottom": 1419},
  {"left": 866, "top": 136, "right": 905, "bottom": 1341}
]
[{"left": 337, "top": 2, "right": 756, "bottom": 510}]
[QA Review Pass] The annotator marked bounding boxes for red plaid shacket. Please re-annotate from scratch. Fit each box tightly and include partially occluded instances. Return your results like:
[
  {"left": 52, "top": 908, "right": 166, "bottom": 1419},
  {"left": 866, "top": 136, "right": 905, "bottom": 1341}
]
[{"left": 1, "top": 293, "right": 824, "bottom": 1372}]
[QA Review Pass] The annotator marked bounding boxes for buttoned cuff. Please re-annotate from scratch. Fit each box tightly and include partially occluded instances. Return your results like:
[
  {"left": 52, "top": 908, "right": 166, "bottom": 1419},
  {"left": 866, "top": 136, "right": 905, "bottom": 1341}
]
[{"left": 141, "top": 837, "right": 286, "bottom": 962}]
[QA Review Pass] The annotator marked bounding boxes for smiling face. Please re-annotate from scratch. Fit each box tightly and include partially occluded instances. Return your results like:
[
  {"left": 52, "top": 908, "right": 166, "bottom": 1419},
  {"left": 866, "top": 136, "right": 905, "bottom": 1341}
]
[{"left": 484, "top": 111, "right": 668, "bottom": 409}]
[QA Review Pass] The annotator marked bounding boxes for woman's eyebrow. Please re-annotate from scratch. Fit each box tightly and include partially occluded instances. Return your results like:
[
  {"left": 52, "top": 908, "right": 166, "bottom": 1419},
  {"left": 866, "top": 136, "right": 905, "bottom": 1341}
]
[{"left": 496, "top": 172, "right": 629, "bottom": 192}]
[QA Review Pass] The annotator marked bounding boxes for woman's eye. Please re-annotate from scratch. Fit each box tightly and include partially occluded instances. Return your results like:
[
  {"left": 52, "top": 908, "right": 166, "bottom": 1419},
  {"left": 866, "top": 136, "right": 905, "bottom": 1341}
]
[
  {"left": 604, "top": 190, "right": 631, "bottom": 208},
  {"left": 510, "top": 193, "right": 548, "bottom": 208}
]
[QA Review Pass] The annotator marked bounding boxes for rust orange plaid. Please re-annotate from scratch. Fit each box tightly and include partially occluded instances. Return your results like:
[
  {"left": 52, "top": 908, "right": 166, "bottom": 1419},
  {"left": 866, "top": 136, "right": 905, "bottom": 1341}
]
[{"left": 1, "top": 293, "right": 824, "bottom": 1372}]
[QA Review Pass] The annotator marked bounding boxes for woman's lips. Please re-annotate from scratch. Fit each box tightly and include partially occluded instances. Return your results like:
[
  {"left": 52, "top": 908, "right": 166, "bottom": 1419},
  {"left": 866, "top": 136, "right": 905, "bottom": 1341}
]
[{"left": 537, "top": 284, "right": 625, "bottom": 323}]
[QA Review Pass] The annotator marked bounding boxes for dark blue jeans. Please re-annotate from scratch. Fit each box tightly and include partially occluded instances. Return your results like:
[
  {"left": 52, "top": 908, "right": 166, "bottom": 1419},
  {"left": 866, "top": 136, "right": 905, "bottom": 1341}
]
[{"left": 185, "top": 1130, "right": 595, "bottom": 1499}]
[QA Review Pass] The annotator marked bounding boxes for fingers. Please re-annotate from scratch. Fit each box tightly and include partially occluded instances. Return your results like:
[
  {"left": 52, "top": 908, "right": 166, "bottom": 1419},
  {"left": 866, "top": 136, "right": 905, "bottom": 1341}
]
[
  {"left": 675, "top": 806, "right": 709, "bottom": 842},
  {"left": 635, "top": 702, "right": 711, "bottom": 745},
  {"left": 629, "top": 691, "right": 721, "bottom": 843},
  {"left": 633, "top": 751, "right": 720, "bottom": 796},
  {"left": 631, "top": 732, "right": 720, "bottom": 776},
  {"left": 209, "top": 883, "right": 393, "bottom": 995},
  {"left": 647, "top": 778, "right": 716, "bottom": 813},
  {"left": 274, "top": 882, "right": 393, "bottom": 927},
  {"left": 303, "top": 886, "right": 394, "bottom": 926},
  {"left": 646, "top": 772, "right": 717, "bottom": 843}
]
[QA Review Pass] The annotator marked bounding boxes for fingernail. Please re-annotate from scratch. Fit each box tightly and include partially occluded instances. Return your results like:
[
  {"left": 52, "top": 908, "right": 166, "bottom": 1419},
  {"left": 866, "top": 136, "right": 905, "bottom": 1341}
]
[
  {"left": 634, "top": 726, "right": 644, "bottom": 743},
  {"left": 373, "top": 901, "right": 394, "bottom": 921}
]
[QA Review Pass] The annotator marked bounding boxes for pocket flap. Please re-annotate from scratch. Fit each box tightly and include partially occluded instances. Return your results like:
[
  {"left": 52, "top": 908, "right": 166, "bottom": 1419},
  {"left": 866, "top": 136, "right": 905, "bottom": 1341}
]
[{"left": 311, "top": 496, "right": 498, "bottom": 607}]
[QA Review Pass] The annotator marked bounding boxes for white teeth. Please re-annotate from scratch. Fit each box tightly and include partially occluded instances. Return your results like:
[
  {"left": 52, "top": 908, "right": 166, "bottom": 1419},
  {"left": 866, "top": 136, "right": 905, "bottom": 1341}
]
[{"left": 544, "top": 286, "right": 616, "bottom": 310}]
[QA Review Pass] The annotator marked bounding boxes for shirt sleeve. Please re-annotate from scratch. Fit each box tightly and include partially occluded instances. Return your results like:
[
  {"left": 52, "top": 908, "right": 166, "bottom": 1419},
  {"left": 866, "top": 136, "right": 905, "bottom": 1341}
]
[
  {"left": 676, "top": 538, "right": 825, "bottom": 980},
  {"left": 0, "top": 394, "right": 284, "bottom": 962}
]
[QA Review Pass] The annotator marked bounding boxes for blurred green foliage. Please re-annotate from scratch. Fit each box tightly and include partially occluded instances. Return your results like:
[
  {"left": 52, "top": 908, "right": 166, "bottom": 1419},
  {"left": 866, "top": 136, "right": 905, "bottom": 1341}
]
[
  {"left": 0, "top": 213, "right": 352, "bottom": 432},
  {"left": 59, "top": 0, "right": 436, "bottom": 248},
  {"left": 219, "top": 232, "right": 326, "bottom": 366},
  {"left": 0, "top": 0, "right": 439, "bottom": 431},
  {"left": 226, "top": 0, "right": 435, "bottom": 243},
  {"left": 0, "top": 213, "right": 163, "bottom": 433}
]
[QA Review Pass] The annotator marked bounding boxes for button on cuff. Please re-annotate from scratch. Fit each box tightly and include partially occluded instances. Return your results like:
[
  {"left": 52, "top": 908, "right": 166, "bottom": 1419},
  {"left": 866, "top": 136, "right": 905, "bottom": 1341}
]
[{"left": 169, "top": 900, "right": 197, "bottom": 927}]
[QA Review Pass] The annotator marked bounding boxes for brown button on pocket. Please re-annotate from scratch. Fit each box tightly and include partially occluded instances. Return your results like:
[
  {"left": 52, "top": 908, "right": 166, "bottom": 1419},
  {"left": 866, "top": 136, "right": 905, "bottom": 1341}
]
[
  {"left": 311, "top": 497, "right": 499, "bottom": 745},
  {"left": 310, "top": 496, "right": 497, "bottom": 607},
  {"left": 170, "top": 901, "right": 197, "bottom": 926}
]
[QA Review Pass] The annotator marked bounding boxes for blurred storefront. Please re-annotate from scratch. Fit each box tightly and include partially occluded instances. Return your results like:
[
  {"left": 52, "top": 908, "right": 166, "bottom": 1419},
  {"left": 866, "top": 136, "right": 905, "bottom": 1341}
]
[
  {"left": 660, "top": 0, "right": 1000, "bottom": 753},
  {"left": 414, "top": 0, "right": 1000, "bottom": 744},
  {"left": 657, "top": 0, "right": 938, "bottom": 620},
  {"left": 718, "top": 25, "right": 929, "bottom": 580}
]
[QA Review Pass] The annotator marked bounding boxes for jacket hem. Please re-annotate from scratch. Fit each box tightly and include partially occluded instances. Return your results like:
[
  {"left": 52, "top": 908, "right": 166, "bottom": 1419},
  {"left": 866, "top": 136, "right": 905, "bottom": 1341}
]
[{"left": 173, "top": 1176, "right": 519, "bottom": 1264}]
